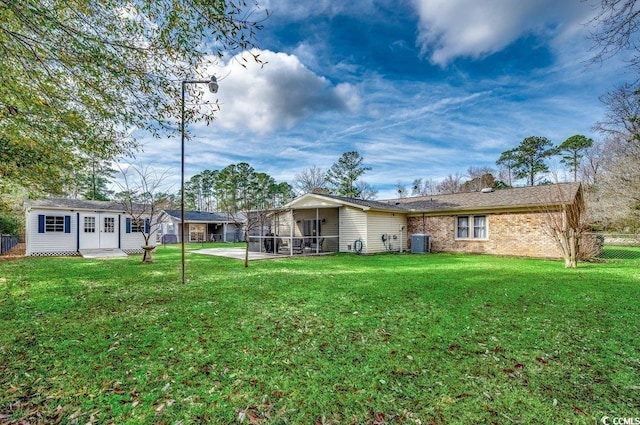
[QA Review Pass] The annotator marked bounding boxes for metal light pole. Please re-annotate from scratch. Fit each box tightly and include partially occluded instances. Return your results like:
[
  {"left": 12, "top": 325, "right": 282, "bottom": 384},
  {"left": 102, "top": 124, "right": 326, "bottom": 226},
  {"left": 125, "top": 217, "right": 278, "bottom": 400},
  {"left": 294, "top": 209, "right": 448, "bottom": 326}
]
[{"left": 181, "top": 76, "right": 218, "bottom": 284}]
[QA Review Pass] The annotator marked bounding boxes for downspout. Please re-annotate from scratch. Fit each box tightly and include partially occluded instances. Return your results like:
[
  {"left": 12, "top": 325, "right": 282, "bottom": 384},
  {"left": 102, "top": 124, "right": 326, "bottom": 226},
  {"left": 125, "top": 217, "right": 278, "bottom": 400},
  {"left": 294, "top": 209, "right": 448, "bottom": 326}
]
[
  {"left": 76, "top": 212, "right": 80, "bottom": 252},
  {"left": 422, "top": 212, "right": 425, "bottom": 234}
]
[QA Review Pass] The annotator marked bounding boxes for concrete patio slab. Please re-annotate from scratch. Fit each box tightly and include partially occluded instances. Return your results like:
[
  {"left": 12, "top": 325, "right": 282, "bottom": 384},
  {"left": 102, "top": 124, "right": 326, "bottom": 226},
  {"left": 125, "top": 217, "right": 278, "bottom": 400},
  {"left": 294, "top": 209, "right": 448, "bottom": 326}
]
[
  {"left": 191, "top": 247, "right": 281, "bottom": 261},
  {"left": 79, "top": 248, "right": 128, "bottom": 258}
]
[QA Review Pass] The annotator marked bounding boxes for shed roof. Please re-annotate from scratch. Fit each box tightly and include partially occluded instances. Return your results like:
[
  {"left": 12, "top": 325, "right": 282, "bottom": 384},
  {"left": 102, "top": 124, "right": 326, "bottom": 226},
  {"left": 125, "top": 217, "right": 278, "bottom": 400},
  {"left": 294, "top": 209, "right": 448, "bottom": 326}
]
[{"left": 26, "top": 198, "right": 136, "bottom": 212}]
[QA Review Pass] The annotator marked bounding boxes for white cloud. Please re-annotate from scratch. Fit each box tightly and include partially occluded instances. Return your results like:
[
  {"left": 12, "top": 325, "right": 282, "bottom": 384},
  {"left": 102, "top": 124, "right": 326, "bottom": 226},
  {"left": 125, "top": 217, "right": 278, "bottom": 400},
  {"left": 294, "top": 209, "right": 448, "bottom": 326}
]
[
  {"left": 412, "top": 0, "right": 595, "bottom": 66},
  {"left": 202, "top": 49, "right": 360, "bottom": 134}
]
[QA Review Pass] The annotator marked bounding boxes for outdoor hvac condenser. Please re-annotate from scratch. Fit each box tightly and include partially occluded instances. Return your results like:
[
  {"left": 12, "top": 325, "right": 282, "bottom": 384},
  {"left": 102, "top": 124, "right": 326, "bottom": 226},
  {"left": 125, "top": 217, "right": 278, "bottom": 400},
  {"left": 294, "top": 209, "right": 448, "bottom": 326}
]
[{"left": 411, "top": 234, "right": 430, "bottom": 254}]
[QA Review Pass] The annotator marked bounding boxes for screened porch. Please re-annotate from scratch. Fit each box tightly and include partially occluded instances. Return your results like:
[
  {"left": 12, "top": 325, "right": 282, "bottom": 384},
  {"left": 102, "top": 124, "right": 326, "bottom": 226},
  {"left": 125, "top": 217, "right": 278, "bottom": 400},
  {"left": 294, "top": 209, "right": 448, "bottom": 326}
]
[{"left": 248, "top": 207, "right": 340, "bottom": 255}]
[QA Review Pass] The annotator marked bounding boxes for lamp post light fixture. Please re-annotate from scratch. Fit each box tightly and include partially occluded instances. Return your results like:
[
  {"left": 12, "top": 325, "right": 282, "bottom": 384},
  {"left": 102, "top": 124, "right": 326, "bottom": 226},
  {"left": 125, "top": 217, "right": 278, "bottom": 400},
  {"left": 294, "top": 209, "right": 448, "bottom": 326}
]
[{"left": 181, "top": 76, "right": 218, "bottom": 284}]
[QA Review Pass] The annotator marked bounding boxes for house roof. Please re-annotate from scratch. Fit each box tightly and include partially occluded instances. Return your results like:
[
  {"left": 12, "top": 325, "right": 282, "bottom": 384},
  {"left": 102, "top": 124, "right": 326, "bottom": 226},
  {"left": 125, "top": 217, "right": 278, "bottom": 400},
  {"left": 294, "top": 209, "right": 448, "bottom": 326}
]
[
  {"left": 26, "top": 198, "right": 136, "bottom": 212},
  {"left": 162, "top": 209, "right": 241, "bottom": 223},
  {"left": 388, "top": 182, "right": 582, "bottom": 214},
  {"left": 286, "top": 183, "right": 582, "bottom": 215},
  {"left": 285, "top": 192, "right": 407, "bottom": 212}
]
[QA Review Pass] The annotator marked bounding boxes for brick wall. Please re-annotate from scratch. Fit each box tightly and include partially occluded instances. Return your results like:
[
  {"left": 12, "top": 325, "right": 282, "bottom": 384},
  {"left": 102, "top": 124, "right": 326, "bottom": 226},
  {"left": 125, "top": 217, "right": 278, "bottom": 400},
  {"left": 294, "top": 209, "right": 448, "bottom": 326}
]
[{"left": 407, "top": 210, "right": 563, "bottom": 258}]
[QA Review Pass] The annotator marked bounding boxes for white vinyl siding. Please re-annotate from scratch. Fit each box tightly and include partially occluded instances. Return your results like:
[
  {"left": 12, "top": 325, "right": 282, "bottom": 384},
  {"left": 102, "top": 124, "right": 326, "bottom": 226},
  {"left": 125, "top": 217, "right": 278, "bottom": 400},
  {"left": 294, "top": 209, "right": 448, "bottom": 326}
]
[
  {"left": 26, "top": 209, "right": 77, "bottom": 255},
  {"left": 366, "top": 211, "right": 407, "bottom": 253},
  {"left": 339, "top": 207, "right": 367, "bottom": 253}
]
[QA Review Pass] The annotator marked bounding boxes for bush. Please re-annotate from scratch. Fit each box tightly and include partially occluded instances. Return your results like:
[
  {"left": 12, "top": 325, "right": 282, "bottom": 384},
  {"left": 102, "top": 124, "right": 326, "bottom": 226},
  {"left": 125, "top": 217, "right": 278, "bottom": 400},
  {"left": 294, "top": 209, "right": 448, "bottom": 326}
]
[
  {"left": 0, "top": 211, "right": 21, "bottom": 235},
  {"left": 579, "top": 232, "right": 604, "bottom": 260}
]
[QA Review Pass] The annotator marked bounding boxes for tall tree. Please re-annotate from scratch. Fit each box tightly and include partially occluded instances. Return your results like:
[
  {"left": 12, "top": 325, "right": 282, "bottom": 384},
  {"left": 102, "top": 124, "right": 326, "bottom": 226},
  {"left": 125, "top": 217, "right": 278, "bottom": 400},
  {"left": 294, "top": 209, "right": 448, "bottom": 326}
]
[
  {"left": 325, "top": 151, "right": 371, "bottom": 198},
  {"left": 293, "top": 165, "right": 328, "bottom": 195},
  {"left": 580, "top": 141, "right": 605, "bottom": 186},
  {"left": 411, "top": 178, "right": 437, "bottom": 196},
  {"left": 395, "top": 181, "right": 408, "bottom": 198},
  {"left": 595, "top": 83, "right": 640, "bottom": 143},
  {"left": 216, "top": 163, "right": 288, "bottom": 267},
  {"left": 436, "top": 173, "right": 463, "bottom": 194},
  {"left": 495, "top": 148, "right": 518, "bottom": 187},
  {"left": 355, "top": 181, "right": 378, "bottom": 200},
  {"left": 589, "top": 0, "right": 640, "bottom": 69},
  {"left": 509, "top": 136, "right": 557, "bottom": 186},
  {"left": 558, "top": 135, "right": 594, "bottom": 182},
  {"left": 0, "top": 1, "right": 266, "bottom": 195},
  {"left": 461, "top": 166, "right": 496, "bottom": 192}
]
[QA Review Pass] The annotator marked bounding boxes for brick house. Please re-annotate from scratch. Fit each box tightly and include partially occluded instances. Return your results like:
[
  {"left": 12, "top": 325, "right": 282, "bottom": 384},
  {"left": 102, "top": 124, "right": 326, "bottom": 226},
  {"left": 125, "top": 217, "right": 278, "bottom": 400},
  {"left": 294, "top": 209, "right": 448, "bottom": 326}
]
[
  {"left": 264, "top": 183, "right": 584, "bottom": 259},
  {"left": 397, "top": 182, "right": 583, "bottom": 258}
]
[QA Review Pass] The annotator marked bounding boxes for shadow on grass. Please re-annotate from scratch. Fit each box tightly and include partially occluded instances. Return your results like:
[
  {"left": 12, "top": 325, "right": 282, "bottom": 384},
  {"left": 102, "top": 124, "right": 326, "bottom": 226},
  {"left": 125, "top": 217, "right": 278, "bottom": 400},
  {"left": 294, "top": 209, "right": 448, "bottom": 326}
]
[{"left": 599, "top": 246, "right": 640, "bottom": 260}]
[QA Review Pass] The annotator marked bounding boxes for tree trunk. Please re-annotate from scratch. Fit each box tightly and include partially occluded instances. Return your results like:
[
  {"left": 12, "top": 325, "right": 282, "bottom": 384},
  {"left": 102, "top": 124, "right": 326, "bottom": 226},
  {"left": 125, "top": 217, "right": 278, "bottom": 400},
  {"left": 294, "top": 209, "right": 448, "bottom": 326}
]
[{"left": 244, "top": 230, "right": 249, "bottom": 268}]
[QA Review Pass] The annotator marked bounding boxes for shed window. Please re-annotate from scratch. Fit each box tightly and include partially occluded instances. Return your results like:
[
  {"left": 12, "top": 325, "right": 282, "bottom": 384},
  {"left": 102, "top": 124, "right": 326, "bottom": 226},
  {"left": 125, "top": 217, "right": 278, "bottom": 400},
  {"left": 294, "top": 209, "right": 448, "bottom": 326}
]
[
  {"left": 84, "top": 217, "right": 96, "bottom": 233},
  {"left": 104, "top": 217, "right": 115, "bottom": 233},
  {"left": 46, "top": 216, "right": 65, "bottom": 233},
  {"left": 456, "top": 215, "right": 487, "bottom": 240},
  {"left": 131, "top": 219, "right": 145, "bottom": 233}
]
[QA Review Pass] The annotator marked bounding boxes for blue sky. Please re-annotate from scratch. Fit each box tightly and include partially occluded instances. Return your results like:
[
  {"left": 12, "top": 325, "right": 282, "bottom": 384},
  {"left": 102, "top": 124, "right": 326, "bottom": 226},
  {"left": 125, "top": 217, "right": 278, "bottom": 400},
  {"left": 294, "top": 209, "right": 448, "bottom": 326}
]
[{"left": 127, "top": 0, "right": 631, "bottom": 199}]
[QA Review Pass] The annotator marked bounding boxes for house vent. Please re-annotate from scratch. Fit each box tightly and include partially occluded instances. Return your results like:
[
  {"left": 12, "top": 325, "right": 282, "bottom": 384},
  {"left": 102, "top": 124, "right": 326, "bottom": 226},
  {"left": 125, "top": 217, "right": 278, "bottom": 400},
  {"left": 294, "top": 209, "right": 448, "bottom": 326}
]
[{"left": 481, "top": 187, "right": 494, "bottom": 193}]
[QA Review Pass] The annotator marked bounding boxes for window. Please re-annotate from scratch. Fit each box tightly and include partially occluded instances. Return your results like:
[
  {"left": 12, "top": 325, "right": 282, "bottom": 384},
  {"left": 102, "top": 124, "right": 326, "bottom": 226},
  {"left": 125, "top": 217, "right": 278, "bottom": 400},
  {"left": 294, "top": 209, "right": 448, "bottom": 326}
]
[
  {"left": 456, "top": 215, "right": 487, "bottom": 239},
  {"left": 46, "top": 216, "right": 65, "bottom": 233},
  {"left": 84, "top": 217, "right": 96, "bottom": 233},
  {"left": 473, "top": 216, "right": 487, "bottom": 239},
  {"left": 131, "top": 219, "right": 144, "bottom": 233},
  {"left": 456, "top": 216, "right": 469, "bottom": 239},
  {"left": 104, "top": 217, "right": 115, "bottom": 233}
]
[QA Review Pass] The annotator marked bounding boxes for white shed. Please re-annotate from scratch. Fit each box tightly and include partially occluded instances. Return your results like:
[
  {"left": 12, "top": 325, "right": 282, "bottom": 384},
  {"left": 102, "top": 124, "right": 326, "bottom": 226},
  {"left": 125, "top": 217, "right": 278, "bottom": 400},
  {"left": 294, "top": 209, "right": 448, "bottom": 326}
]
[{"left": 25, "top": 198, "right": 150, "bottom": 256}]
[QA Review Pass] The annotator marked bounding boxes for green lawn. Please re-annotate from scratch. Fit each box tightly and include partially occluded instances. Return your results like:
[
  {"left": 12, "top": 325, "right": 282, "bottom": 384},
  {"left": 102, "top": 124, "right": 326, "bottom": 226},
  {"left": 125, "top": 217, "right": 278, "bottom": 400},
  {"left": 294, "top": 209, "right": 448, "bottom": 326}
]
[{"left": 0, "top": 247, "right": 638, "bottom": 424}]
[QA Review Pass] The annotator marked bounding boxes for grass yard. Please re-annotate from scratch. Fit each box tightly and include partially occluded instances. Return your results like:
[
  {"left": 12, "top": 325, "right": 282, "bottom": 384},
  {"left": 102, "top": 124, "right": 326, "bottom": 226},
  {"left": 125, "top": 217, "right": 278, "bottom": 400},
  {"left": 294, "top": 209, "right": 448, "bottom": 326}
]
[{"left": 0, "top": 246, "right": 638, "bottom": 424}]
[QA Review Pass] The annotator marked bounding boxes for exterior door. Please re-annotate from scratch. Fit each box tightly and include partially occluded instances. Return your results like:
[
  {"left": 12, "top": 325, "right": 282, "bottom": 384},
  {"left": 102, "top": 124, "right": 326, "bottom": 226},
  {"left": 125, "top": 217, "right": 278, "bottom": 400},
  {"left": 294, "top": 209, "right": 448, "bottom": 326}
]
[
  {"left": 79, "top": 213, "right": 119, "bottom": 249},
  {"left": 100, "top": 214, "right": 118, "bottom": 248},
  {"left": 79, "top": 213, "right": 100, "bottom": 249}
]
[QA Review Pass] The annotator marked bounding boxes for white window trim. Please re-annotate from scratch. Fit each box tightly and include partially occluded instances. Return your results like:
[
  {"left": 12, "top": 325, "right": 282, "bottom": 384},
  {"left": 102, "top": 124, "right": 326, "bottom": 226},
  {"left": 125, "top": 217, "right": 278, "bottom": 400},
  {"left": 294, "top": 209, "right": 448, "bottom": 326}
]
[
  {"left": 84, "top": 216, "right": 96, "bottom": 233},
  {"left": 455, "top": 215, "right": 489, "bottom": 240},
  {"left": 45, "top": 216, "right": 65, "bottom": 233}
]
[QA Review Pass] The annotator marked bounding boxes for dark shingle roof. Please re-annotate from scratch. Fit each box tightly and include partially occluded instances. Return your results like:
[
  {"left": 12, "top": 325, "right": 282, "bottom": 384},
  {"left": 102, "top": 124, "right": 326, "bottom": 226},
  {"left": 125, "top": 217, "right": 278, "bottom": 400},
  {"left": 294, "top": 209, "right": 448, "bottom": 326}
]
[
  {"left": 27, "top": 198, "right": 134, "bottom": 212},
  {"left": 387, "top": 182, "right": 582, "bottom": 213},
  {"left": 318, "top": 194, "right": 408, "bottom": 211},
  {"left": 163, "top": 210, "right": 238, "bottom": 223}
]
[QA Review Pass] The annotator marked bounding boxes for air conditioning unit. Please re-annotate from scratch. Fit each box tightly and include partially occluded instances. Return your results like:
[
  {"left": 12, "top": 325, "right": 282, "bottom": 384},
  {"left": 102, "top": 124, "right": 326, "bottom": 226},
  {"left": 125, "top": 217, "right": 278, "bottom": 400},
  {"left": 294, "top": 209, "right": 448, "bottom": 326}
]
[{"left": 411, "top": 234, "right": 430, "bottom": 254}]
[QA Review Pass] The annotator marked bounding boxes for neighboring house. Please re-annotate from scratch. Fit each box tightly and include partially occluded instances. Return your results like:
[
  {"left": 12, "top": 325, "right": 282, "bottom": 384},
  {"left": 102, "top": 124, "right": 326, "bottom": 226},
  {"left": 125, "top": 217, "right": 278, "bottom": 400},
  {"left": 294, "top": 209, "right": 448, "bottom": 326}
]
[
  {"left": 263, "top": 183, "right": 584, "bottom": 259},
  {"left": 25, "top": 198, "right": 151, "bottom": 256},
  {"left": 158, "top": 210, "right": 243, "bottom": 243}
]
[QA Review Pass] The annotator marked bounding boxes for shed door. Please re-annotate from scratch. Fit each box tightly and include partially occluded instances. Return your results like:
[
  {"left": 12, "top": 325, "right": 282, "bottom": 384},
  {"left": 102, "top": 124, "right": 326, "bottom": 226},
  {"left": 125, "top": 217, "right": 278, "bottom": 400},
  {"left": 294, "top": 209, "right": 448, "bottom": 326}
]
[
  {"left": 100, "top": 214, "right": 118, "bottom": 248},
  {"left": 79, "top": 213, "right": 119, "bottom": 249},
  {"left": 80, "top": 213, "right": 100, "bottom": 249}
]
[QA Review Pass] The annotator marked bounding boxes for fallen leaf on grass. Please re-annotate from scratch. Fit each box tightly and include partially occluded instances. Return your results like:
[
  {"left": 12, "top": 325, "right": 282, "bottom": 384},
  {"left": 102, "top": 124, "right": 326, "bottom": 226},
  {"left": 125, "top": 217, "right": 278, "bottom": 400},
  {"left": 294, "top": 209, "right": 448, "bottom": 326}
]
[{"left": 573, "top": 406, "right": 587, "bottom": 415}]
